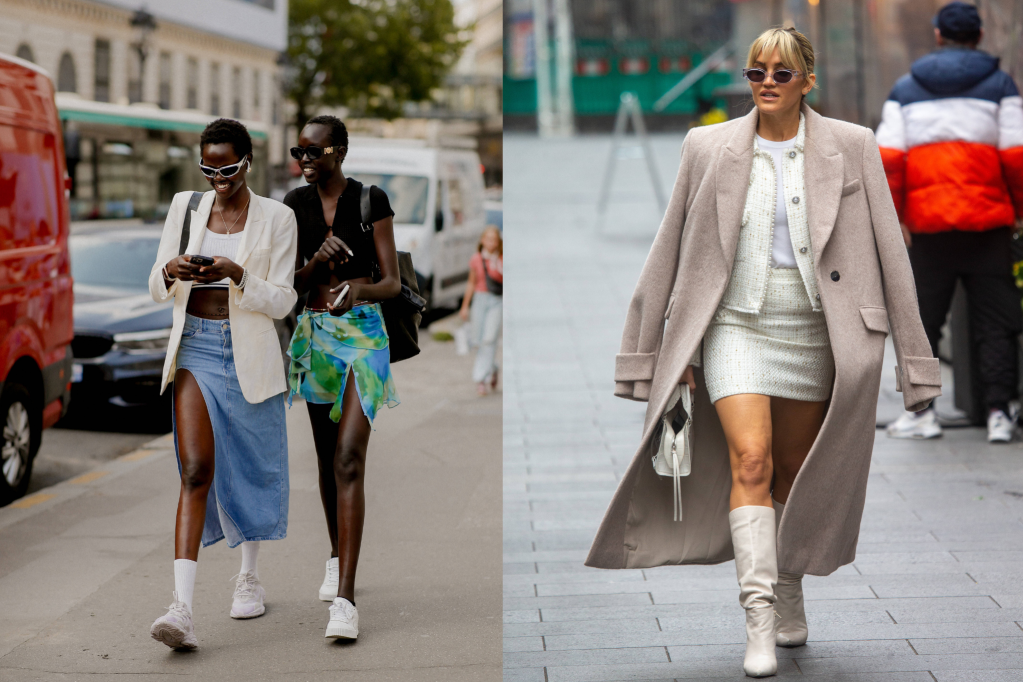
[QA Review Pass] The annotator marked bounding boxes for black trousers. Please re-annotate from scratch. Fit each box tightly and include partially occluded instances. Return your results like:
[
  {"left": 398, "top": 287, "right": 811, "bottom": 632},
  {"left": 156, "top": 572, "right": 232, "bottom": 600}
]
[{"left": 908, "top": 227, "right": 1022, "bottom": 412}]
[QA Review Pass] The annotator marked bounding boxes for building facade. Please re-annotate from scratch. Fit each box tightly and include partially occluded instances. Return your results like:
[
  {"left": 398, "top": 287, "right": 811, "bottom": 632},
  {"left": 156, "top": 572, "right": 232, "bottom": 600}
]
[{"left": 0, "top": 0, "right": 287, "bottom": 219}]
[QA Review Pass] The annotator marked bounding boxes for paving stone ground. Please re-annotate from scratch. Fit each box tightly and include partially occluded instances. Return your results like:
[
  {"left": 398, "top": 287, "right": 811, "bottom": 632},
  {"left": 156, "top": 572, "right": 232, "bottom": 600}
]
[{"left": 504, "top": 133, "right": 1023, "bottom": 682}]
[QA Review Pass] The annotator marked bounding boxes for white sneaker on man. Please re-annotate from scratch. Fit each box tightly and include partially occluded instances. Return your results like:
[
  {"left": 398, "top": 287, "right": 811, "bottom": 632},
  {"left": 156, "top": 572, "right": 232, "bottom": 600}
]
[
  {"left": 886, "top": 409, "right": 942, "bottom": 439},
  {"left": 987, "top": 410, "right": 1015, "bottom": 443},
  {"left": 325, "top": 597, "right": 359, "bottom": 639},
  {"left": 319, "top": 557, "right": 339, "bottom": 601},
  {"left": 150, "top": 593, "right": 198, "bottom": 650},
  {"left": 229, "top": 571, "right": 266, "bottom": 619}
]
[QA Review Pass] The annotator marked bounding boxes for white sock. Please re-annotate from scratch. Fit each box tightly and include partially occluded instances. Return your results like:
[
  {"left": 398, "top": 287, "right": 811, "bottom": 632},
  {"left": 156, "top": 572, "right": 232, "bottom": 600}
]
[
  {"left": 174, "top": 559, "right": 197, "bottom": 614},
  {"left": 240, "top": 541, "right": 260, "bottom": 578}
]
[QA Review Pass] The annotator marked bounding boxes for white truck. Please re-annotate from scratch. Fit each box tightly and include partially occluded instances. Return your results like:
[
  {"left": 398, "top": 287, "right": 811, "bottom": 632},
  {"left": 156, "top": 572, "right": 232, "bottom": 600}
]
[{"left": 343, "top": 138, "right": 488, "bottom": 311}]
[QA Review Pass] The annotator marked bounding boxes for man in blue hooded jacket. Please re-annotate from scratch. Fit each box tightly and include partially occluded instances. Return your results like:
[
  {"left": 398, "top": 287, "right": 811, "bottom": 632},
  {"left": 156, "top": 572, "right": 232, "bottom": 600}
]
[{"left": 877, "top": 2, "right": 1023, "bottom": 443}]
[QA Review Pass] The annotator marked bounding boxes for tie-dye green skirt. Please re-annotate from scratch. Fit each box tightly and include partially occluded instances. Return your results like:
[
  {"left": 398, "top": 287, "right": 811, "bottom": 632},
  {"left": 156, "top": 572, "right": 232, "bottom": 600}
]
[{"left": 287, "top": 304, "right": 399, "bottom": 425}]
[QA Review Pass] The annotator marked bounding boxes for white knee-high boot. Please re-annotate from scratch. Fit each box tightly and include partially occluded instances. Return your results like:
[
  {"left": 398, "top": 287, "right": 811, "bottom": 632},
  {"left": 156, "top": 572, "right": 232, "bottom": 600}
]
[
  {"left": 772, "top": 498, "right": 808, "bottom": 647},
  {"left": 729, "top": 505, "right": 778, "bottom": 678}
]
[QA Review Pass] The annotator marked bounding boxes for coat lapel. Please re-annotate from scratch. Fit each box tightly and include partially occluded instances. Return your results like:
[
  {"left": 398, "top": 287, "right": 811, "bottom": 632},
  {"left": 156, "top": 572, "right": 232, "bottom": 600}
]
[
  {"left": 232, "top": 189, "right": 267, "bottom": 267},
  {"left": 716, "top": 107, "right": 758, "bottom": 271},
  {"left": 801, "top": 104, "right": 844, "bottom": 261}
]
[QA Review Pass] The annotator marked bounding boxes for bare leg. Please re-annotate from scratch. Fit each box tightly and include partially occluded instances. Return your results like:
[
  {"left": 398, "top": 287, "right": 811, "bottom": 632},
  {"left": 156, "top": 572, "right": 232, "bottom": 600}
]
[
  {"left": 333, "top": 375, "right": 371, "bottom": 603},
  {"left": 173, "top": 369, "right": 215, "bottom": 561},
  {"left": 769, "top": 396, "right": 827, "bottom": 504},
  {"left": 714, "top": 393, "right": 773, "bottom": 510}
]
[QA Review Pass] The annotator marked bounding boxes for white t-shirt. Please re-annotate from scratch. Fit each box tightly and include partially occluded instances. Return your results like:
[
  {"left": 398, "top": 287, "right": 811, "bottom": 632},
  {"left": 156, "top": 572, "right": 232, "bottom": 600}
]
[{"left": 755, "top": 134, "right": 798, "bottom": 269}]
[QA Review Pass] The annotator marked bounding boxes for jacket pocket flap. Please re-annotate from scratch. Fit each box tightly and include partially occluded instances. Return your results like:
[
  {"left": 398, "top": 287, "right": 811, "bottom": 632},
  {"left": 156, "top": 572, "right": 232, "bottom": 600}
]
[
  {"left": 842, "top": 178, "right": 862, "bottom": 196},
  {"left": 904, "top": 356, "right": 942, "bottom": 386},
  {"left": 859, "top": 306, "right": 889, "bottom": 334},
  {"left": 616, "top": 353, "right": 657, "bottom": 381}
]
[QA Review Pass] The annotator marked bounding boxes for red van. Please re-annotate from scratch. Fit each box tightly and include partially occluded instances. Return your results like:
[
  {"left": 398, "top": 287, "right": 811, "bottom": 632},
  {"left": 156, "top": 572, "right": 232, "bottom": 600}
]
[{"left": 0, "top": 53, "right": 74, "bottom": 505}]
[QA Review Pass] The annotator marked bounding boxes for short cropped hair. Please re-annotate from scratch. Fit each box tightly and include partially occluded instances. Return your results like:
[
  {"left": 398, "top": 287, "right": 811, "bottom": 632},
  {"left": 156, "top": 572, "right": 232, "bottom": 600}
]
[
  {"left": 746, "top": 27, "right": 818, "bottom": 96},
  {"left": 200, "top": 118, "right": 252, "bottom": 160},
  {"left": 305, "top": 114, "right": 349, "bottom": 150}
]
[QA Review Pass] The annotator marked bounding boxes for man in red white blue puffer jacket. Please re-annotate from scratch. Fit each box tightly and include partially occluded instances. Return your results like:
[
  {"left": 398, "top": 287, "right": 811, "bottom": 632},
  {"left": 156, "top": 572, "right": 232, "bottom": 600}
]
[{"left": 878, "top": 2, "right": 1023, "bottom": 443}]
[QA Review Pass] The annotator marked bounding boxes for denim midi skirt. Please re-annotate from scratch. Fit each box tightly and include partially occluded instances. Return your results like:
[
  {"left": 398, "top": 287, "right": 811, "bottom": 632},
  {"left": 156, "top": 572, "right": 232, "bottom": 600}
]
[{"left": 173, "top": 314, "right": 289, "bottom": 548}]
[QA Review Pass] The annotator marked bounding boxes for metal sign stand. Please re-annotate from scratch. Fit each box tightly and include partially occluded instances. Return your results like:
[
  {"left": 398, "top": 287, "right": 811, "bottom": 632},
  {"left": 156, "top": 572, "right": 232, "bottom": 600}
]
[{"left": 596, "top": 92, "right": 666, "bottom": 229}]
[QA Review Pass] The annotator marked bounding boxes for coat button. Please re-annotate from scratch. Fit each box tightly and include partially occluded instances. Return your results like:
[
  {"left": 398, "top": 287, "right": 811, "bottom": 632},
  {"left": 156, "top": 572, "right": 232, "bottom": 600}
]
[
  {"left": 816, "top": 293, "right": 821, "bottom": 301},
  {"left": 789, "top": 151, "right": 796, "bottom": 158},
  {"left": 831, "top": 271, "right": 840, "bottom": 281},
  {"left": 792, "top": 196, "right": 800, "bottom": 204},
  {"left": 800, "top": 247, "right": 807, "bottom": 254}
]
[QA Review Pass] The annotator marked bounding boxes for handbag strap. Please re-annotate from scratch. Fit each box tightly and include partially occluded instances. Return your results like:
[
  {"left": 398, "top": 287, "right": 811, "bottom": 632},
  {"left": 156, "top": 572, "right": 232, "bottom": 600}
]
[{"left": 178, "top": 191, "right": 203, "bottom": 256}]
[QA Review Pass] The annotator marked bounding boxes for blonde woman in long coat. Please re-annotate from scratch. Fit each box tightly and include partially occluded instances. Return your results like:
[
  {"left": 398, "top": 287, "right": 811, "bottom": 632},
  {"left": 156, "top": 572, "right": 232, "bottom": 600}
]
[{"left": 586, "top": 28, "right": 941, "bottom": 677}]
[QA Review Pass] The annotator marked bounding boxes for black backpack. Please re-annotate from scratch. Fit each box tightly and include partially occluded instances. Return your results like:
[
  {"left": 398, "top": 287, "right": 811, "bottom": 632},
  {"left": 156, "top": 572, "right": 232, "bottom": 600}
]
[{"left": 359, "top": 185, "right": 426, "bottom": 362}]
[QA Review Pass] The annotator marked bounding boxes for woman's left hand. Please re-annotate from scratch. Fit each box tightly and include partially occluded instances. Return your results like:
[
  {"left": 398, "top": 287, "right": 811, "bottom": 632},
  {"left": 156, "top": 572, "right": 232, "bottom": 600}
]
[
  {"left": 195, "top": 257, "right": 244, "bottom": 285},
  {"left": 327, "top": 281, "right": 360, "bottom": 317}
]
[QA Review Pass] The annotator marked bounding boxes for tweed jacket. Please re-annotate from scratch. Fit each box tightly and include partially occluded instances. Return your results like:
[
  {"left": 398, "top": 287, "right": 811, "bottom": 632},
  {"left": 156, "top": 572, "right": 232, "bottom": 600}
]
[
  {"left": 149, "top": 189, "right": 299, "bottom": 404},
  {"left": 586, "top": 103, "right": 941, "bottom": 576},
  {"left": 722, "top": 112, "right": 820, "bottom": 313}
]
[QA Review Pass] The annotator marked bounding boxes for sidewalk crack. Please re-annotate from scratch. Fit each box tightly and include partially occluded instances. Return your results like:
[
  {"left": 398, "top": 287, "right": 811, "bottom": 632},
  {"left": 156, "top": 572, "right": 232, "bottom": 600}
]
[
  {"left": 907, "top": 639, "right": 919, "bottom": 655},
  {"left": 886, "top": 610, "right": 897, "bottom": 624}
]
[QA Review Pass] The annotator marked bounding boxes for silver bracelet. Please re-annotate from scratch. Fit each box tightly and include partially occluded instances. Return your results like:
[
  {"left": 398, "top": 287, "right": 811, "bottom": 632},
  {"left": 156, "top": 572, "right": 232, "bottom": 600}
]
[{"left": 238, "top": 269, "right": 248, "bottom": 290}]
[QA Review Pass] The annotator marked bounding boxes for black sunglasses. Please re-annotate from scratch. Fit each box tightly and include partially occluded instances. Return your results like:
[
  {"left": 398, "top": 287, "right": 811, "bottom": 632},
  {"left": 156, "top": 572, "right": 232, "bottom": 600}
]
[
  {"left": 198, "top": 158, "right": 249, "bottom": 179},
  {"left": 742, "top": 68, "right": 803, "bottom": 84},
  {"left": 290, "top": 145, "right": 338, "bottom": 161}
]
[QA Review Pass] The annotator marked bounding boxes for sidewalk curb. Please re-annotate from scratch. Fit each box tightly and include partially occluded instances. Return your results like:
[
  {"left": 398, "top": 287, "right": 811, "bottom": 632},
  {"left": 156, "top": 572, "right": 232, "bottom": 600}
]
[{"left": 0, "top": 433, "right": 175, "bottom": 531}]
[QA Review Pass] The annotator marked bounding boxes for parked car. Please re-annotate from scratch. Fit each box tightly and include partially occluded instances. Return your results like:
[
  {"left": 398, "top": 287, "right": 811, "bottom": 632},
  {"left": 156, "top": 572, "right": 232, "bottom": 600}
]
[
  {"left": 0, "top": 53, "right": 75, "bottom": 505},
  {"left": 68, "top": 222, "right": 297, "bottom": 413},
  {"left": 343, "top": 139, "right": 488, "bottom": 310}
]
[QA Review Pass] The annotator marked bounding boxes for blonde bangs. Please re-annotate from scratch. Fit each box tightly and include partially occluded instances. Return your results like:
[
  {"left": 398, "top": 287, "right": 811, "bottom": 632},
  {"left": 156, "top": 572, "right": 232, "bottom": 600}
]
[{"left": 746, "top": 28, "right": 811, "bottom": 76}]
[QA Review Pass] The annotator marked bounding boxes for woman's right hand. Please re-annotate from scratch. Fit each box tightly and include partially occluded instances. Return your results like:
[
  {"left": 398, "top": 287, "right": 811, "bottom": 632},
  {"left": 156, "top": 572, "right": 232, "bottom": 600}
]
[
  {"left": 681, "top": 365, "right": 696, "bottom": 392},
  {"left": 166, "top": 256, "right": 201, "bottom": 281},
  {"left": 458, "top": 306, "right": 469, "bottom": 321},
  {"left": 314, "top": 235, "right": 353, "bottom": 265}
]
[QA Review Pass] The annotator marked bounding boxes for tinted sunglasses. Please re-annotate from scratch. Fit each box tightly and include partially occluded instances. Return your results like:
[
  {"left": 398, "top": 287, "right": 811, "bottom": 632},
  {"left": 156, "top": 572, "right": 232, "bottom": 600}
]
[
  {"left": 742, "top": 68, "right": 803, "bottom": 84},
  {"left": 199, "top": 158, "right": 249, "bottom": 179},
  {"left": 290, "top": 145, "right": 337, "bottom": 161}
]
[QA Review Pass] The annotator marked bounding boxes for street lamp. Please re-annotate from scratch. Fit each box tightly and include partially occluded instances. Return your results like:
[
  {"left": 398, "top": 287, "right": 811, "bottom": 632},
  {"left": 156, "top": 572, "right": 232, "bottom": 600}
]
[{"left": 129, "top": 8, "right": 157, "bottom": 104}]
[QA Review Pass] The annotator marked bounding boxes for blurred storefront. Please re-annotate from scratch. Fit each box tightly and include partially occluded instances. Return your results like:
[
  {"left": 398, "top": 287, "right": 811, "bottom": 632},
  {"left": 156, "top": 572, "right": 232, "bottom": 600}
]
[
  {"left": 1, "top": 0, "right": 287, "bottom": 219},
  {"left": 504, "top": 0, "right": 736, "bottom": 131}
]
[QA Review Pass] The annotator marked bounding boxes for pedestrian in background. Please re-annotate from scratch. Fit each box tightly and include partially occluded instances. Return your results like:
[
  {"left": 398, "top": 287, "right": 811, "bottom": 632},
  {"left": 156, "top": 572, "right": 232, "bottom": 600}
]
[
  {"left": 285, "top": 115, "right": 401, "bottom": 641},
  {"left": 147, "top": 119, "right": 299, "bottom": 650},
  {"left": 587, "top": 28, "right": 939, "bottom": 678},
  {"left": 459, "top": 226, "right": 503, "bottom": 395},
  {"left": 878, "top": 1, "right": 1023, "bottom": 443}
]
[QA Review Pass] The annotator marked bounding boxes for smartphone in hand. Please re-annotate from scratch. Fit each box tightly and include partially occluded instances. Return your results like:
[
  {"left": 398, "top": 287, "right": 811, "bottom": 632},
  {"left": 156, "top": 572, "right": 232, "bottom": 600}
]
[
  {"left": 333, "top": 284, "right": 350, "bottom": 308},
  {"left": 190, "top": 255, "right": 215, "bottom": 267}
]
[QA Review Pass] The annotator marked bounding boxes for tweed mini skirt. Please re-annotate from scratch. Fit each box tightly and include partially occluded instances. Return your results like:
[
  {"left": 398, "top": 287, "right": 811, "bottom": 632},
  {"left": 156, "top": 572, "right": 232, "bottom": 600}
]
[{"left": 704, "top": 268, "right": 834, "bottom": 403}]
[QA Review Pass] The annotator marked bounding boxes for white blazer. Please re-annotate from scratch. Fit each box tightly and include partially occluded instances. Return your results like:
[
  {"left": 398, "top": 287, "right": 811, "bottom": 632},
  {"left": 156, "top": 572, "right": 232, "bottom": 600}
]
[{"left": 149, "top": 189, "right": 299, "bottom": 404}]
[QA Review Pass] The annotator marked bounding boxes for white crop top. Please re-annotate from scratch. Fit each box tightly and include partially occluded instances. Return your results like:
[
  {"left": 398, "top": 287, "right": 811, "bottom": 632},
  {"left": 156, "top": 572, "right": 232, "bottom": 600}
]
[
  {"left": 754, "top": 134, "right": 798, "bottom": 269},
  {"left": 191, "top": 229, "right": 242, "bottom": 289}
]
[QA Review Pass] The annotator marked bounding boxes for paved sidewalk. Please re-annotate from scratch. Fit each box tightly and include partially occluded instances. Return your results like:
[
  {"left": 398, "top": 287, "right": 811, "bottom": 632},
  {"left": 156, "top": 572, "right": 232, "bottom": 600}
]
[
  {"left": 0, "top": 334, "right": 501, "bottom": 681},
  {"left": 504, "top": 133, "right": 1023, "bottom": 681}
]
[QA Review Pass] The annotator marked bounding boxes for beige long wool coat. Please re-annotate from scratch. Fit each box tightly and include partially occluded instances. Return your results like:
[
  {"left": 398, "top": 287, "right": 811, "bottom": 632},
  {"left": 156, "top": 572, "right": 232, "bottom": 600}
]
[{"left": 586, "top": 103, "right": 942, "bottom": 577}]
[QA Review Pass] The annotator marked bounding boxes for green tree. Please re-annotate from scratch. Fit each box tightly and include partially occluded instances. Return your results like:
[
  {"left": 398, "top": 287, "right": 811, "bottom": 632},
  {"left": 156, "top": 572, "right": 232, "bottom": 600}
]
[{"left": 288, "top": 0, "right": 468, "bottom": 125}]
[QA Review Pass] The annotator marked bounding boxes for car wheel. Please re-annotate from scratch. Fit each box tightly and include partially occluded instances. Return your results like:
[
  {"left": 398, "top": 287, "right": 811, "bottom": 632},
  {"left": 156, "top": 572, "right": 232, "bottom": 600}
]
[{"left": 0, "top": 383, "right": 41, "bottom": 506}]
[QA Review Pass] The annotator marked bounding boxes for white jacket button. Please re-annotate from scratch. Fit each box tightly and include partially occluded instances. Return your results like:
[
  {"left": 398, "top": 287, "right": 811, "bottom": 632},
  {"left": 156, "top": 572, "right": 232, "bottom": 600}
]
[
  {"left": 800, "top": 247, "right": 807, "bottom": 253},
  {"left": 789, "top": 151, "right": 796, "bottom": 158},
  {"left": 792, "top": 196, "right": 800, "bottom": 204}
]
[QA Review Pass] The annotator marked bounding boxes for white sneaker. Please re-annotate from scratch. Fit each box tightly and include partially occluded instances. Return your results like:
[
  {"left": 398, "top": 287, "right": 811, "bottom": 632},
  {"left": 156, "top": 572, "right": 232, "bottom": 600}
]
[
  {"left": 325, "top": 597, "right": 358, "bottom": 639},
  {"left": 229, "top": 571, "right": 266, "bottom": 619},
  {"left": 987, "top": 410, "right": 1015, "bottom": 443},
  {"left": 886, "top": 409, "right": 942, "bottom": 439},
  {"left": 150, "top": 593, "right": 198, "bottom": 650},
  {"left": 319, "top": 557, "right": 339, "bottom": 602}
]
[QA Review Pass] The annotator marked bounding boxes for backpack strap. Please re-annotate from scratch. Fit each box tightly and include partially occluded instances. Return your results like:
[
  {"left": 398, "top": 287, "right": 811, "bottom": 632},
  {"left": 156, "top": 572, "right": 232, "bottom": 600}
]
[
  {"left": 178, "top": 191, "right": 203, "bottom": 255},
  {"left": 359, "top": 185, "right": 373, "bottom": 233}
]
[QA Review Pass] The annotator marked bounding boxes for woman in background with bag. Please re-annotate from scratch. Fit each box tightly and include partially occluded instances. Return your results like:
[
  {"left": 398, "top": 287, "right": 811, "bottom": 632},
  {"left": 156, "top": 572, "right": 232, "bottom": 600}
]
[
  {"left": 284, "top": 115, "right": 400, "bottom": 641},
  {"left": 459, "top": 226, "right": 503, "bottom": 395},
  {"left": 587, "top": 28, "right": 939, "bottom": 678}
]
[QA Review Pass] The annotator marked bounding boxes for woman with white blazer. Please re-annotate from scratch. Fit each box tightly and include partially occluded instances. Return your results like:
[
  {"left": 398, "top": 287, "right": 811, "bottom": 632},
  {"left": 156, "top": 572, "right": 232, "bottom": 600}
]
[
  {"left": 588, "top": 29, "right": 939, "bottom": 678},
  {"left": 146, "top": 119, "right": 298, "bottom": 651}
]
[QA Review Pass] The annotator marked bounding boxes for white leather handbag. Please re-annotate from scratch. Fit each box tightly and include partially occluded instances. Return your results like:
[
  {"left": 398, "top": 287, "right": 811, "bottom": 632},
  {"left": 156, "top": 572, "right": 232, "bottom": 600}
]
[{"left": 652, "top": 383, "right": 692, "bottom": 521}]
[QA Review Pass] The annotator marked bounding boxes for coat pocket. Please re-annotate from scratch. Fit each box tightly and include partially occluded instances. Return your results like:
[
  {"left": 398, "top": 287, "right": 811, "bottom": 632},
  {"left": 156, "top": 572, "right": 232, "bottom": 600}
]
[
  {"left": 841, "top": 179, "right": 862, "bottom": 197},
  {"left": 859, "top": 306, "right": 889, "bottom": 335}
]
